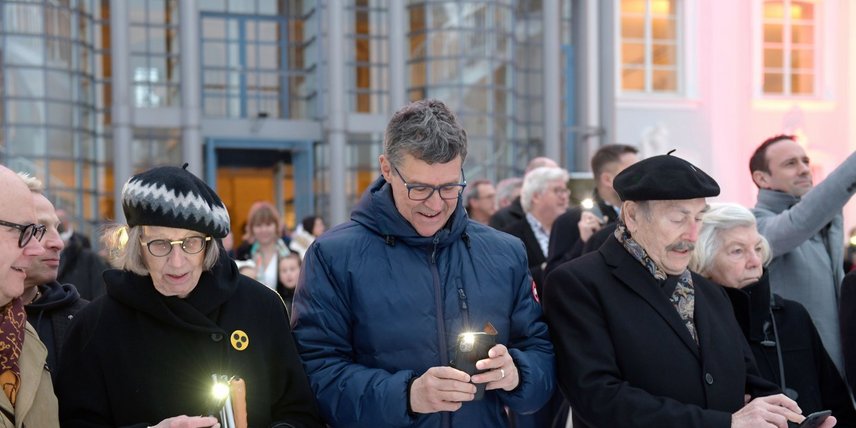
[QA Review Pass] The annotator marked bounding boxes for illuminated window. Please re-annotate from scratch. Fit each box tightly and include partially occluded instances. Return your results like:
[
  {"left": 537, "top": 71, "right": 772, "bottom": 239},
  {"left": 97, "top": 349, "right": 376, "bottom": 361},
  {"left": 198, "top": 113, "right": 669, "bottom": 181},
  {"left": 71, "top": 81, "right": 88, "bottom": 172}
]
[
  {"left": 619, "top": 0, "right": 680, "bottom": 94},
  {"left": 761, "top": 0, "right": 817, "bottom": 96}
]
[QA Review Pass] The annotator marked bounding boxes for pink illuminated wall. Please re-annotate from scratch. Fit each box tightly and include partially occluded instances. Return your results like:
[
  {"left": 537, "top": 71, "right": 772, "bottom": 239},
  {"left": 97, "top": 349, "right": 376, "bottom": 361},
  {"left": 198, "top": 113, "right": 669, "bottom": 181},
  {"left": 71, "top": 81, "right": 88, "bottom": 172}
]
[{"left": 613, "top": 0, "right": 856, "bottom": 245}]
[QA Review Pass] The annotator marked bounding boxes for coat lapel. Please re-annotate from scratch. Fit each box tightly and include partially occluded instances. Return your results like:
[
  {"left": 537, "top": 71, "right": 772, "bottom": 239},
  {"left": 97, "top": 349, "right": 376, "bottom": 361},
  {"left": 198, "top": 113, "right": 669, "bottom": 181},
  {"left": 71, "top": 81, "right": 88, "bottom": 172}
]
[
  {"left": 12, "top": 324, "right": 49, "bottom": 427},
  {"left": 601, "top": 238, "right": 700, "bottom": 358}
]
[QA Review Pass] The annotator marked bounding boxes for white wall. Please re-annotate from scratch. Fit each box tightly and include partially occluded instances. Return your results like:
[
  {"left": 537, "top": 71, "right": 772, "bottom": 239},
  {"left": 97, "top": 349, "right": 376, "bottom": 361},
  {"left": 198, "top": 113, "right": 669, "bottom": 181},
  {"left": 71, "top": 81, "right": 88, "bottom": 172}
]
[{"left": 614, "top": 0, "right": 856, "bottom": 244}]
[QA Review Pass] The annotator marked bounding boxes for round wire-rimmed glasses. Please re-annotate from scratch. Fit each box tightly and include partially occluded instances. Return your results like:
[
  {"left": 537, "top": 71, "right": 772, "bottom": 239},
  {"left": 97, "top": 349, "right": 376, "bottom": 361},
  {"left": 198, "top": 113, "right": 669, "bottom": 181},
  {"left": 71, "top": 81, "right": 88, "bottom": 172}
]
[{"left": 140, "top": 236, "right": 212, "bottom": 257}]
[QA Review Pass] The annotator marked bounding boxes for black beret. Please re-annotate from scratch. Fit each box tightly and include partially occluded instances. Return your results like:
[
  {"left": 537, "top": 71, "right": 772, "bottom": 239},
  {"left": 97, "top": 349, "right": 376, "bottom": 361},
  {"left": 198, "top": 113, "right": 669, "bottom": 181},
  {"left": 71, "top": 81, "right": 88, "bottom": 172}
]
[
  {"left": 614, "top": 152, "right": 720, "bottom": 201},
  {"left": 122, "top": 164, "right": 231, "bottom": 238}
]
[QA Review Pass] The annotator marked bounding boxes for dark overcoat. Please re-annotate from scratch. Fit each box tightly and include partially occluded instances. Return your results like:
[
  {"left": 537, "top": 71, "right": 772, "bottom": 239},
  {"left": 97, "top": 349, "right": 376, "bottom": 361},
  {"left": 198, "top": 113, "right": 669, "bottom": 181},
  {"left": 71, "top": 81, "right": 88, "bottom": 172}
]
[
  {"left": 545, "top": 195, "right": 620, "bottom": 277},
  {"left": 725, "top": 273, "right": 856, "bottom": 426},
  {"left": 840, "top": 270, "right": 856, "bottom": 393},
  {"left": 56, "top": 250, "right": 322, "bottom": 428},
  {"left": 542, "top": 235, "right": 779, "bottom": 428},
  {"left": 503, "top": 217, "right": 547, "bottom": 296}
]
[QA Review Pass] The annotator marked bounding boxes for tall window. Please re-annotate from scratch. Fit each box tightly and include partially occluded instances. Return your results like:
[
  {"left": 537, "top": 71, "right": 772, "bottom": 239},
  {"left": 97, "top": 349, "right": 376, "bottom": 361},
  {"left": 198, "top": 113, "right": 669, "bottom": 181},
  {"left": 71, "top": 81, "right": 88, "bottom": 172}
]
[
  {"left": 349, "top": 0, "right": 388, "bottom": 114},
  {"left": 199, "top": 1, "right": 318, "bottom": 119},
  {"left": 129, "top": 0, "right": 181, "bottom": 107},
  {"left": 619, "top": 0, "right": 680, "bottom": 94},
  {"left": 761, "top": 0, "right": 817, "bottom": 96}
]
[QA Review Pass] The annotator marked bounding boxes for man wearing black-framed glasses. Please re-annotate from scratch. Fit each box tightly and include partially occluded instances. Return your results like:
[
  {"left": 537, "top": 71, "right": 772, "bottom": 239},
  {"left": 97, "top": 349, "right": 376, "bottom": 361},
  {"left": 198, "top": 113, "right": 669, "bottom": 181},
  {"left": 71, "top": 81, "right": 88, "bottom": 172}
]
[
  {"left": 0, "top": 166, "right": 46, "bottom": 300},
  {"left": 292, "top": 99, "right": 555, "bottom": 427},
  {"left": 17, "top": 172, "right": 89, "bottom": 388},
  {"left": 0, "top": 165, "right": 58, "bottom": 427}
]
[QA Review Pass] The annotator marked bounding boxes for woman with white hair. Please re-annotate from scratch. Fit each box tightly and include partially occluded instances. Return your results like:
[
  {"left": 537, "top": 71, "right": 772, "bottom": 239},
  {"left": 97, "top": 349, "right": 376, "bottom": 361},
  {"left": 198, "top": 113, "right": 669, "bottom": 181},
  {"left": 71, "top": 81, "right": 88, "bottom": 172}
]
[
  {"left": 56, "top": 165, "right": 322, "bottom": 428},
  {"left": 691, "top": 203, "right": 855, "bottom": 425}
]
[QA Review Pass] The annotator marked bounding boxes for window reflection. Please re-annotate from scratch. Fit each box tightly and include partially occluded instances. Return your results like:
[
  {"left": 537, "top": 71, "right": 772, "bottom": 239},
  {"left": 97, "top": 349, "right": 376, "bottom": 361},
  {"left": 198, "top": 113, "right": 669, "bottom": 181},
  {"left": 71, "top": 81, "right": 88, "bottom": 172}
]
[
  {"left": 620, "top": 0, "right": 679, "bottom": 94},
  {"left": 761, "top": 0, "right": 816, "bottom": 96},
  {"left": 200, "top": 1, "right": 318, "bottom": 119}
]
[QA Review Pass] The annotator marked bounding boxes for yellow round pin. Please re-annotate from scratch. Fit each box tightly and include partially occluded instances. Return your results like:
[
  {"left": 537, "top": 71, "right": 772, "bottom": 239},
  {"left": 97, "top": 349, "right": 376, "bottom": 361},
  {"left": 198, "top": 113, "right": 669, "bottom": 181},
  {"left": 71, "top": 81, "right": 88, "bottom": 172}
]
[{"left": 230, "top": 330, "right": 249, "bottom": 351}]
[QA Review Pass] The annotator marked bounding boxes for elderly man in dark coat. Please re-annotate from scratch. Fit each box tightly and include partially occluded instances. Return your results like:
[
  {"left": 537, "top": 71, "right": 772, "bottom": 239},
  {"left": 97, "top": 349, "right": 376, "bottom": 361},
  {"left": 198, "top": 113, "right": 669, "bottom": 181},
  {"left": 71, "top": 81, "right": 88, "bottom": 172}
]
[{"left": 542, "top": 152, "right": 836, "bottom": 428}]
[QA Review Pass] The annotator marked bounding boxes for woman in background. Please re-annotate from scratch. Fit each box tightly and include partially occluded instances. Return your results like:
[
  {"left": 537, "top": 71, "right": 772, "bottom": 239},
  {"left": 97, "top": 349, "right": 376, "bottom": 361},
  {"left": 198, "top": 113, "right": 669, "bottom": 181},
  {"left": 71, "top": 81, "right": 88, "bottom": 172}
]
[
  {"left": 278, "top": 252, "right": 302, "bottom": 314},
  {"left": 691, "top": 203, "right": 855, "bottom": 426},
  {"left": 288, "top": 215, "right": 325, "bottom": 259},
  {"left": 243, "top": 202, "right": 292, "bottom": 299}
]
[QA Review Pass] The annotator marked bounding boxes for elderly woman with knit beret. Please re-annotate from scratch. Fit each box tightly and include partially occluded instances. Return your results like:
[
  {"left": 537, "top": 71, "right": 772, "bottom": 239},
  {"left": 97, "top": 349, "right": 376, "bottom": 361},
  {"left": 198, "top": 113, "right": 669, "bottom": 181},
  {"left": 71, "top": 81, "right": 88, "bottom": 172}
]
[{"left": 55, "top": 165, "right": 322, "bottom": 428}]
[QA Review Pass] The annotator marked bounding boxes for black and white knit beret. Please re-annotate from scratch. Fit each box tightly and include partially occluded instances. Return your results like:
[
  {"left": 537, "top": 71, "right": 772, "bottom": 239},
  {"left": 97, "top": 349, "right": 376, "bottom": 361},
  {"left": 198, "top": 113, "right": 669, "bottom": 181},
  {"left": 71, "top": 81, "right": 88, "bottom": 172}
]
[{"left": 122, "top": 164, "right": 231, "bottom": 238}]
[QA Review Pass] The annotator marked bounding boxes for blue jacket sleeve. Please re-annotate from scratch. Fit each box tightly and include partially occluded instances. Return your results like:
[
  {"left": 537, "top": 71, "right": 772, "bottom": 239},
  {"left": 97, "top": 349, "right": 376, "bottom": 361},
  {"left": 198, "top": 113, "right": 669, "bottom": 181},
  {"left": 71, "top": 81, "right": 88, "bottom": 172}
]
[
  {"left": 290, "top": 242, "right": 416, "bottom": 427},
  {"left": 496, "top": 243, "right": 556, "bottom": 414}
]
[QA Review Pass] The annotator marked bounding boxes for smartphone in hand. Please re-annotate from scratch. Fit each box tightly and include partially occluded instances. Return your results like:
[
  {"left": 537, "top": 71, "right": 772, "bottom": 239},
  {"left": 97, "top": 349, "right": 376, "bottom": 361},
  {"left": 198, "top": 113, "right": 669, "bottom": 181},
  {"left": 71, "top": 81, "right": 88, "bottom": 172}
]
[
  {"left": 451, "top": 332, "right": 496, "bottom": 400},
  {"left": 799, "top": 410, "right": 832, "bottom": 428}
]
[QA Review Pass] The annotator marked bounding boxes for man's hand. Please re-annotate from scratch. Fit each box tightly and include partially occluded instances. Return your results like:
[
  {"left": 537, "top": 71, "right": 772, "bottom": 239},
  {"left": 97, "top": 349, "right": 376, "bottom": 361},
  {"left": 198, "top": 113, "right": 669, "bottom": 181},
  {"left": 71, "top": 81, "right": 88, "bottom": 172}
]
[
  {"left": 151, "top": 415, "right": 220, "bottom": 428},
  {"left": 577, "top": 211, "right": 604, "bottom": 243},
  {"left": 409, "top": 366, "right": 476, "bottom": 414},
  {"left": 471, "top": 344, "right": 519, "bottom": 392},
  {"left": 731, "top": 394, "right": 837, "bottom": 428}
]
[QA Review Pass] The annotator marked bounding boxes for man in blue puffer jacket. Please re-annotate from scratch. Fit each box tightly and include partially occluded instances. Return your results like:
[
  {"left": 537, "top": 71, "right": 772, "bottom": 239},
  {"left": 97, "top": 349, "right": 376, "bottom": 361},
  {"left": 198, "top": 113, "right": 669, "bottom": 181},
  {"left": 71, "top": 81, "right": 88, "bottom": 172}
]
[{"left": 291, "top": 99, "right": 555, "bottom": 427}]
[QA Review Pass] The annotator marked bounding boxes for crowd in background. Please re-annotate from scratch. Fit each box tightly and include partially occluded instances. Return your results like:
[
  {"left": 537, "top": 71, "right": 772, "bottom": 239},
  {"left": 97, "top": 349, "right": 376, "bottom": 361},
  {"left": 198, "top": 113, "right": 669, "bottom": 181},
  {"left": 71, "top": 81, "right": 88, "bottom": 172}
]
[{"left": 3, "top": 98, "right": 856, "bottom": 427}]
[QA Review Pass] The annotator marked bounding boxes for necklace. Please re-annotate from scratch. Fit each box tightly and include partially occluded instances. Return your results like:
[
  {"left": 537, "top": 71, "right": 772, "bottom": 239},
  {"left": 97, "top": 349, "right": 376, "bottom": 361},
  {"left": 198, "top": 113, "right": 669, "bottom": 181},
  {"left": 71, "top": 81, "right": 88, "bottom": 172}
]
[{"left": 29, "top": 289, "right": 42, "bottom": 305}]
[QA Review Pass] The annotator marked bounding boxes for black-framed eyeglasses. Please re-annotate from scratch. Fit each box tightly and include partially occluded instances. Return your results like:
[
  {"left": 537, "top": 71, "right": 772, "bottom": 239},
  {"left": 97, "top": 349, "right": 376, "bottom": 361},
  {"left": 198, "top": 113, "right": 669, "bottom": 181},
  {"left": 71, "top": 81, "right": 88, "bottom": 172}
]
[
  {"left": 140, "top": 236, "right": 211, "bottom": 257},
  {"left": 392, "top": 165, "right": 467, "bottom": 201},
  {"left": 0, "top": 219, "right": 46, "bottom": 248}
]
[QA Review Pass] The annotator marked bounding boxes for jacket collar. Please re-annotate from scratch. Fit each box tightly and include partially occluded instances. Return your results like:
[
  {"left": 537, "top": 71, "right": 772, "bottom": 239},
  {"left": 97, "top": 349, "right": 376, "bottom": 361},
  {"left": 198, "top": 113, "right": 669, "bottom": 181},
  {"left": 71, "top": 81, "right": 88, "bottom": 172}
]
[
  {"left": 350, "top": 175, "right": 468, "bottom": 249},
  {"left": 756, "top": 188, "right": 800, "bottom": 212},
  {"left": 723, "top": 270, "right": 773, "bottom": 342},
  {"left": 599, "top": 236, "right": 701, "bottom": 358},
  {"left": 593, "top": 189, "right": 620, "bottom": 224},
  {"left": 104, "top": 249, "right": 239, "bottom": 334}
]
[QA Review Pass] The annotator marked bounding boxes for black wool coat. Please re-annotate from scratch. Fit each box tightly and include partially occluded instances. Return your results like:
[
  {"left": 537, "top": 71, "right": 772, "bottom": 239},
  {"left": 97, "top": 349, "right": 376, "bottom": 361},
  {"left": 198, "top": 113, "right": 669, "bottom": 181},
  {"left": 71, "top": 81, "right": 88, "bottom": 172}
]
[
  {"left": 725, "top": 272, "right": 856, "bottom": 427},
  {"left": 56, "top": 251, "right": 322, "bottom": 428},
  {"left": 840, "top": 270, "right": 856, "bottom": 394},
  {"left": 542, "top": 236, "right": 779, "bottom": 428},
  {"left": 489, "top": 197, "right": 525, "bottom": 231},
  {"left": 503, "top": 217, "right": 547, "bottom": 296},
  {"left": 545, "top": 195, "right": 620, "bottom": 278}
]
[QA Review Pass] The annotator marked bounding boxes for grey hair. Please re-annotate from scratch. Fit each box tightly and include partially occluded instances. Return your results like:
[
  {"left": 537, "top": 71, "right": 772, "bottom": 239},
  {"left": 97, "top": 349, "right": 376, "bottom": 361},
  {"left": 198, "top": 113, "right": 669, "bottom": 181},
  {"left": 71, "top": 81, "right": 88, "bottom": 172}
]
[
  {"left": 495, "top": 177, "right": 523, "bottom": 204},
  {"left": 520, "top": 167, "right": 569, "bottom": 212},
  {"left": 384, "top": 99, "right": 468, "bottom": 167},
  {"left": 101, "top": 224, "right": 220, "bottom": 275},
  {"left": 619, "top": 200, "right": 653, "bottom": 226},
  {"left": 16, "top": 172, "right": 44, "bottom": 193},
  {"left": 463, "top": 179, "right": 492, "bottom": 208},
  {"left": 690, "top": 203, "right": 772, "bottom": 275}
]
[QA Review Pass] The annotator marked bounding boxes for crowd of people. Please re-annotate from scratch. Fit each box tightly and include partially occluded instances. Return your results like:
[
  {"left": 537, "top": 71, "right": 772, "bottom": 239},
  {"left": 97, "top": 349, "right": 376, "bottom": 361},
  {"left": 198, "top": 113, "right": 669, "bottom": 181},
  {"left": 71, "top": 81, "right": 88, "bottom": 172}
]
[{"left": 1, "top": 98, "right": 855, "bottom": 427}]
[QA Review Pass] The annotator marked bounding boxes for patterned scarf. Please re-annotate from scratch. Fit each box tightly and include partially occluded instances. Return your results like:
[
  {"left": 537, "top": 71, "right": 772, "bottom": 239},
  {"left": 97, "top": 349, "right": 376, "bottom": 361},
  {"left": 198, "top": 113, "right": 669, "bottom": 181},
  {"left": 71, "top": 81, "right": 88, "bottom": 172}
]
[
  {"left": 615, "top": 221, "right": 698, "bottom": 344},
  {"left": 0, "top": 298, "right": 27, "bottom": 406}
]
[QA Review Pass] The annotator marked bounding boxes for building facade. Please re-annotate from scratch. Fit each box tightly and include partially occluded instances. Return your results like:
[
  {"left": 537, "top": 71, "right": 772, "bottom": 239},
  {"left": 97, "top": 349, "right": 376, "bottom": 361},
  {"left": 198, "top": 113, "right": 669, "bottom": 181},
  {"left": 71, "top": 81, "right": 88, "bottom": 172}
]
[{"left": 1, "top": 0, "right": 855, "bottom": 246}]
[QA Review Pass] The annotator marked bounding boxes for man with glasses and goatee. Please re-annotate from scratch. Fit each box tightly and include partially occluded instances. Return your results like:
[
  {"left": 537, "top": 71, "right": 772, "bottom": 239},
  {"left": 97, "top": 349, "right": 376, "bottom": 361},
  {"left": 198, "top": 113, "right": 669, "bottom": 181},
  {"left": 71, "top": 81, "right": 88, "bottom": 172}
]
[
  {"left": 292, "top": 99, "right": 555, "bottom": 427},
  {"left": 0, "top": 165, "right": 59, "bottom": 427}
]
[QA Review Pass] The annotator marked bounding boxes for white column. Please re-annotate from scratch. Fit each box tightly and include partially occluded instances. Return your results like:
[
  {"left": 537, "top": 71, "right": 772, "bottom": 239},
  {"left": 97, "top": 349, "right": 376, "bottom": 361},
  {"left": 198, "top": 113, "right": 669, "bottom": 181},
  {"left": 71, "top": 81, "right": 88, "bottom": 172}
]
[
  {"left": 110, "top": 0, "right": 133, "bottom": 222},
  {"left": 388, "top": 0, "right": 407, "bottom": 112},
  {"left": 543, "top": 0, "right": 561, "bottom": 162},
  {"left": 597, "top": 0, "right": 615, "bottom": 149},
  {"left": 571, "top": 0, "right": 602, "bottom": 171},
  {"left": 328, "top": 0, "right": 348, "bottom": 225},
  {"left": 180, "top": 0, "right": 203, "bottom": 176}
]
